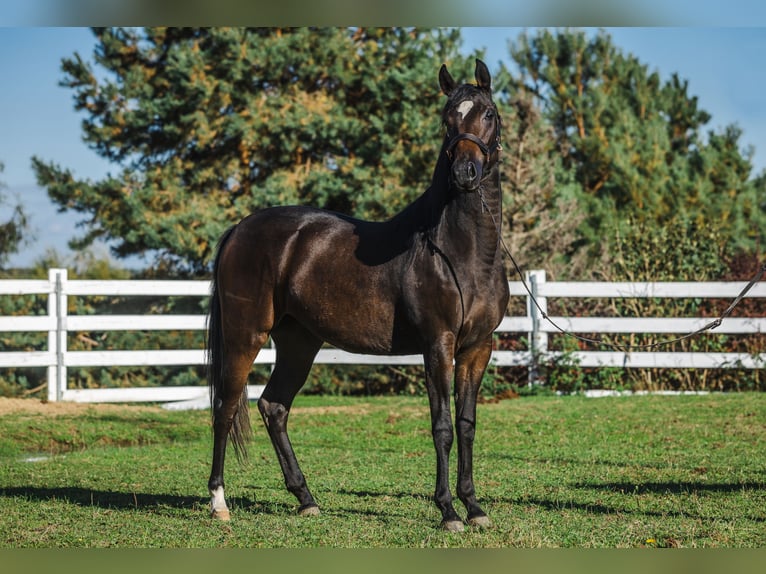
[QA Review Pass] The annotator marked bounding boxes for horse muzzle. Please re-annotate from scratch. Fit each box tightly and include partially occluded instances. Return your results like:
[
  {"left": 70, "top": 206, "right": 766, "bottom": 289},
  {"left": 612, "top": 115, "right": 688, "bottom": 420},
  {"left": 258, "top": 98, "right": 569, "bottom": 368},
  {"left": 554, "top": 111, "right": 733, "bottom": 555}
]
[
  {"left": 451, "top": 155, "right": 484, "bottom": 191},
  {"left": 446, "top": 132, "right": 491, "bottom": 192}
]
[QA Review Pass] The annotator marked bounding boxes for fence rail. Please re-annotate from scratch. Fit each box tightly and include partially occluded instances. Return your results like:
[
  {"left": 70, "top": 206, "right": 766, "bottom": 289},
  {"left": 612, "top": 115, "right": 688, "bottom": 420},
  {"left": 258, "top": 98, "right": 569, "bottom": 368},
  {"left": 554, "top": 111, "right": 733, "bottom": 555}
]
[{"left": 1, "top": 268, "right": 764, "bottom": 405}]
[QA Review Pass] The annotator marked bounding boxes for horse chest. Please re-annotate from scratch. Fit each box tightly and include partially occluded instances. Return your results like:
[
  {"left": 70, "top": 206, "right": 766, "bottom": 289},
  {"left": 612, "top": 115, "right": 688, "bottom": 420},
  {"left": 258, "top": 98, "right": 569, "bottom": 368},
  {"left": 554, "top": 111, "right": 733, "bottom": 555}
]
[{"left": 402, "top": 261, "right": 505, "bottom": 338}]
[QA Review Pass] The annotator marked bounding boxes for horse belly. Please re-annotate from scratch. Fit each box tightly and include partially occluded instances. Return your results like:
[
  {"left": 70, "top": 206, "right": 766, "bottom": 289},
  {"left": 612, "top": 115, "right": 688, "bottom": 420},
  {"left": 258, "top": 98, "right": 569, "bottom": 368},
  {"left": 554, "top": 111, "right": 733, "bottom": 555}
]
[
  {"left": 286, "top": 269, "right": 413, "bottom": 355},
  {"left": 282, "top": 233, "right": 415, "bottom": 354}
]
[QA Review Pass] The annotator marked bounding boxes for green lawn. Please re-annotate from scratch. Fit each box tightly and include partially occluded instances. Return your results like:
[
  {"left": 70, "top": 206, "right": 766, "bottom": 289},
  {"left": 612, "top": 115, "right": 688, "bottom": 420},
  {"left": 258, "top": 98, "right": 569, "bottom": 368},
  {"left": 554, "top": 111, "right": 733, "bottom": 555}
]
[{"left": 1, "top": 394, "right": 764, "bottom": 547}]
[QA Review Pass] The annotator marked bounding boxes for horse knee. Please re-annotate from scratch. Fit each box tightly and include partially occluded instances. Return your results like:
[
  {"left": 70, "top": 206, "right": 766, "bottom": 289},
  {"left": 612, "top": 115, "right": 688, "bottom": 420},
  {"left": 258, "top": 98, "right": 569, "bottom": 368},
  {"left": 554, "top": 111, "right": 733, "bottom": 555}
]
[
  {"left": 456, "top": 417, "right": 476, "bottom": 442},
  {"left": 432, "top": 424, "right": 454, "bottom": 450}
]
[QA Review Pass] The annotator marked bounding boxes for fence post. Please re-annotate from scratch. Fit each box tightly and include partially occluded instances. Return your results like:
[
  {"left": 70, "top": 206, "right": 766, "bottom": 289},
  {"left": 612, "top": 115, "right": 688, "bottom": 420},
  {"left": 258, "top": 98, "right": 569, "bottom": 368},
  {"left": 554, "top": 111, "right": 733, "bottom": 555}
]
[
  {"left": 526, "top": 269, "right": 547, "bottom": 386},
  {"left": 47, "top": 268, "right": 68, "bottom": 402}
]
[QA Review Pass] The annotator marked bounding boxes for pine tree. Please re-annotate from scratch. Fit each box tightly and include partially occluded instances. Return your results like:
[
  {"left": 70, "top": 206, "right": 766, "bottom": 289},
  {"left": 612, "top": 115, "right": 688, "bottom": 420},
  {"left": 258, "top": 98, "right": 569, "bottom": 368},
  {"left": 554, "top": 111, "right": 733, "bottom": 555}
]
[
  {"left": 0, "top": 162, "right": 29, "bottom": 268},
  {"left": 32, "top": 27, "right": 473, "bottom": 274},
  {"left": 497, "top": 90, "right": 585, "bottom": 278},
  {"left": 508, "top": 28, "right": 765, "bottom": 268}
]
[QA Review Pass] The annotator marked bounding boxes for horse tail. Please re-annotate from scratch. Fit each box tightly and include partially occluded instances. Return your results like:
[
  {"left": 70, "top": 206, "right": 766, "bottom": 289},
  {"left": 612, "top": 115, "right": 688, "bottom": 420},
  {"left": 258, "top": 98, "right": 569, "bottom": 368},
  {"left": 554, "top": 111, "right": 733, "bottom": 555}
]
[{"left": 207, "top": 225, "right": 251, "bottom": 462}]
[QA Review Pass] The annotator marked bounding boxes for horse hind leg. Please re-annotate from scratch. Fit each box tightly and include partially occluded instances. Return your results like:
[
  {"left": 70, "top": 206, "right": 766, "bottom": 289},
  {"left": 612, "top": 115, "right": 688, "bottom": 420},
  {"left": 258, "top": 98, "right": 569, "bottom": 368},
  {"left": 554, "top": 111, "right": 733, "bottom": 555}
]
[
  {"left": 208, "top": 331, "right": 268, "bottom": 521},
  {"left": 257, "top": 317, "right": 323, "bottom": 515}
]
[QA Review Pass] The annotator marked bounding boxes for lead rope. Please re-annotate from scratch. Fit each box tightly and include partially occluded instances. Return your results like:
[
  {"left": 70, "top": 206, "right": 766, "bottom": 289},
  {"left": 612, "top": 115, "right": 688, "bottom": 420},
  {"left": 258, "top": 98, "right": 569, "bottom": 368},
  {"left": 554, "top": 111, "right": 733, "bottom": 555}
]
[{"left": 477, "top": 188, "right": 766, "bottom": 351}]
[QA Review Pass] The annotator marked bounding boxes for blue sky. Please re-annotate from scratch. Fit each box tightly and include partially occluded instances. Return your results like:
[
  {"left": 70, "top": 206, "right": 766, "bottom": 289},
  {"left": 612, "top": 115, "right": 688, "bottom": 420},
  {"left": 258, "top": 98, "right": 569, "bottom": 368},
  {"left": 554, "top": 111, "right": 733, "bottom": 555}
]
[{"left": 2, "top": 27, "right": 766, "bottom": 268}]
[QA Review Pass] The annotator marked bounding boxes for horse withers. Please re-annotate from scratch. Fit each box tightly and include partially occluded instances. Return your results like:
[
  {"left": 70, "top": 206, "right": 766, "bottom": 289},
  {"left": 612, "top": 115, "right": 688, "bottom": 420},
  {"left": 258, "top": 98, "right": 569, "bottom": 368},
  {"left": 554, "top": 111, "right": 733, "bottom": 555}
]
[{"left": 206, "top": 59, "right": 509, "bottom": 531}]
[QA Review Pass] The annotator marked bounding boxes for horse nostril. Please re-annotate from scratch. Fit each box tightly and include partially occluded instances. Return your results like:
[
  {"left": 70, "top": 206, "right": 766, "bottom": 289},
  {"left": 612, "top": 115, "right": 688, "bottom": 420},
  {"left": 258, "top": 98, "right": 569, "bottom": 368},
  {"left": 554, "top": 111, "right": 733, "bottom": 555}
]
[{"left": 451, "top": 159, "right": 482, "bottom": 190}]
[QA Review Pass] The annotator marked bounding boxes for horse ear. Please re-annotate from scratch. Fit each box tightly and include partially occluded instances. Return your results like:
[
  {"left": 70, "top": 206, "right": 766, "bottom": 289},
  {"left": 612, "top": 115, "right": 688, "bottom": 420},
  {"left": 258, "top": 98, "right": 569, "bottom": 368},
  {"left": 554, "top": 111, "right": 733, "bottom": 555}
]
[
  {"left": 475, "top": 59, "right": 491, "bottom": 91},
  {"left": 439, "top": 64, "right": 457, "bottom": 96}
]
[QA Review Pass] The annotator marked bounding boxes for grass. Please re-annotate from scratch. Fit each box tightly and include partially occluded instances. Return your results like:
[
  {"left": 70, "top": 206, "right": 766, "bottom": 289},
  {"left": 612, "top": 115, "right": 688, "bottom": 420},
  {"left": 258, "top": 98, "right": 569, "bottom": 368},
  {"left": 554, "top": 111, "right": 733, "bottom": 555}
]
[{"left": 0, "top": 393, "right": 765, "bottom": 547}]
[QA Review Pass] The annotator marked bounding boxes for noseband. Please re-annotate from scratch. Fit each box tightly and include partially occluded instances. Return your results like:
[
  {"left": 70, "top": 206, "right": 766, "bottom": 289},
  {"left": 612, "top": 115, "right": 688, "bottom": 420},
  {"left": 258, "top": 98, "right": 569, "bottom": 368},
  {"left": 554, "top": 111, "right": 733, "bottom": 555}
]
[
  {"left": 444, "top": 125, "right": 502, "bottom": 193},
  {"left": 445, "top": 122, "right": 502, "bottom": 162}
]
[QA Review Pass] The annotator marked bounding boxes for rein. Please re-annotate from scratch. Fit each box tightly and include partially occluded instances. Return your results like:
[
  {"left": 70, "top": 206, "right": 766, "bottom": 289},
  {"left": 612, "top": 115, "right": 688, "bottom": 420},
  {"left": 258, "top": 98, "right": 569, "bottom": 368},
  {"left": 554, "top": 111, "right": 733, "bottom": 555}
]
[
  {"left": 451, "top": 108, "right": 765, "bottom": 351},
  {"left": 477, "top": 189, "right": 766, "bottom": 352}
]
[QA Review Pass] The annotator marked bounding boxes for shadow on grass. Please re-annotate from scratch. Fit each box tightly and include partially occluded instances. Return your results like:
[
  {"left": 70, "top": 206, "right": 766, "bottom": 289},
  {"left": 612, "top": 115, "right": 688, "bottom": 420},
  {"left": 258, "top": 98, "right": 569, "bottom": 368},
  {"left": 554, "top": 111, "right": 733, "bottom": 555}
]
[
  {"left": 493, "top": 480, "right": 766, "bottom": 523},
  {"left": 1, "top": 484, "right": 428, "bottom": 522},
  {"left": 0, "top": 486, "right": 292, "bottom": 516},
  {"left": 6, "top": 481, "right": 762, "bottom": 524},
  {"left": 575, "top": 480, "right": 766, "bottom": 495},
  {"left": 488, "top": 451, "right": 672, "bottom": 471},
  {"left": 294, "top": 487, "right": 434, "bottom": 520},
  {"left": 335, "top": 487, "right": 430, "bottom": 501}
]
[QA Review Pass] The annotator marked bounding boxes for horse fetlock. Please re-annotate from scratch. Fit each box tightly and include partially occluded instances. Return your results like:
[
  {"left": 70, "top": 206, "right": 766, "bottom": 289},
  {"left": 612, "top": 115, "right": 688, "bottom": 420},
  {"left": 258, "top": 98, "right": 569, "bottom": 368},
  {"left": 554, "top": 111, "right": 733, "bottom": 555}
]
[{"left": 284, "top": 476, "right": 309, "bottom": 497}]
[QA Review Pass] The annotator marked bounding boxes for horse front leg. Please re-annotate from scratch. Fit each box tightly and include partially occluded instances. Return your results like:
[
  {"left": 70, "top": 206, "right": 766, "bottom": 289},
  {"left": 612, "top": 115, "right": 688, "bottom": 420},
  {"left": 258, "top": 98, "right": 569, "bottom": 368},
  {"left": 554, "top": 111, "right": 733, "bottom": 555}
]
[
  {"left": 424, "top": 335, "right": 463, "bottom": 531},
  {"left": 454, "top": 338, "right": 494, "bottom": 527}
]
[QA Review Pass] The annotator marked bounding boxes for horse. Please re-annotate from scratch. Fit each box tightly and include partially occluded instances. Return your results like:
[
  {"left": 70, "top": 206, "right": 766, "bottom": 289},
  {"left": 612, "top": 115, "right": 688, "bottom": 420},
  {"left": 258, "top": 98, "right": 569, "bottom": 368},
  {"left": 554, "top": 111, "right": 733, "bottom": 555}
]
[{"left": 206, "top": 59, "right": 509, "bottom": 532}]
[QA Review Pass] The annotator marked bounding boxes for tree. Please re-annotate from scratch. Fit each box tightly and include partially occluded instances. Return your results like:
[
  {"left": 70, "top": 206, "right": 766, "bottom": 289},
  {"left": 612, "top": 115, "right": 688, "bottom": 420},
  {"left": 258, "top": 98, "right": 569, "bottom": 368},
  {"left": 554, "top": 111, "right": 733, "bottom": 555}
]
[
  {"left": 0, "top": 161, "right": 29, "bottom": 268},
  {"left": 32, "top": 27, "right": 474, "bottom": 275},
  {"left": 496, "top": 90, "right": 585, "bottom": 279},
  {"left": 508, "top": 29, "right": 765, "bottom": 268}
]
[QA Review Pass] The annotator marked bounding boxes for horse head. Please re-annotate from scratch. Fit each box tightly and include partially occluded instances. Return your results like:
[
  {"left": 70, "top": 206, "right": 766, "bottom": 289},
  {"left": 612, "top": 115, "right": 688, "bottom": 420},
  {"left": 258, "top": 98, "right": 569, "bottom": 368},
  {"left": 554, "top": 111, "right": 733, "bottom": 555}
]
[{"left": 439, "top": 59, "right": 502, "bottom": 192}]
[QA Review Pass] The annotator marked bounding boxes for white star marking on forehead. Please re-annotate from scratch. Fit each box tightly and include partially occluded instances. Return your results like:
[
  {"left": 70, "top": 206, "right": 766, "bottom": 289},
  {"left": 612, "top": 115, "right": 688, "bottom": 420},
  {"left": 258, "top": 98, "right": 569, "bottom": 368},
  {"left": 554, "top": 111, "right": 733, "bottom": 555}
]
[{"left": 456, "top": 100, "right": 474, "bottom": 119}]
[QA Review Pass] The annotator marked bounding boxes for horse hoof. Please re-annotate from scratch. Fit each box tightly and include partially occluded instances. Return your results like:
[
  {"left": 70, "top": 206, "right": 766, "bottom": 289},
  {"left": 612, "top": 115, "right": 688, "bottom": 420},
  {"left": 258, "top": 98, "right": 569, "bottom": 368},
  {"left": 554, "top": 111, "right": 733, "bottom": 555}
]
[
  {"left": 441, "top": 519, "right": 465, "bottom": 532},
  {"left": 211, "top": 508, "right": 231, "bottom": 521},
  {"left": 468, "top": 515, "right": 492, "bottom": 528},
  {"left": 298, "top": 505, "right": 320, "bottom": 516}
]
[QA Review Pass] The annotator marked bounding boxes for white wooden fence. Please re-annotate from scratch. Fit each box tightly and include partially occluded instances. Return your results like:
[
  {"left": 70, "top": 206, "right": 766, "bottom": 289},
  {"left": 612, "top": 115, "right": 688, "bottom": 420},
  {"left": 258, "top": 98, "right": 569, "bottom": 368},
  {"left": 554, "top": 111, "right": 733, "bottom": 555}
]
[{"left": 0, "top": 268, "right": 764, "bottom": 405}]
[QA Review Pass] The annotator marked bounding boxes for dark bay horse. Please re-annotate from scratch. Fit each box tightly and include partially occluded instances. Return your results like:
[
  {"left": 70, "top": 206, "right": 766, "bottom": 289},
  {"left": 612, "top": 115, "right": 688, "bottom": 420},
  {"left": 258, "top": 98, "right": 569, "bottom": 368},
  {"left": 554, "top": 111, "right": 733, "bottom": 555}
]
[{"left": 206, "top": 59, "right": 509, "bottom": 531}]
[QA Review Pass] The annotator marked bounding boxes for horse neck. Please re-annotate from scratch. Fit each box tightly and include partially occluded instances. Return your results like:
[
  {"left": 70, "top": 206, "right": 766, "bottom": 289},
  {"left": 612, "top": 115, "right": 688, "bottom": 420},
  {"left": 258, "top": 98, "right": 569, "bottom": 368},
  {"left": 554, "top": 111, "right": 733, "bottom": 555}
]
[{"left": 426, "top": 153, "right": 504, "bottom": 267}]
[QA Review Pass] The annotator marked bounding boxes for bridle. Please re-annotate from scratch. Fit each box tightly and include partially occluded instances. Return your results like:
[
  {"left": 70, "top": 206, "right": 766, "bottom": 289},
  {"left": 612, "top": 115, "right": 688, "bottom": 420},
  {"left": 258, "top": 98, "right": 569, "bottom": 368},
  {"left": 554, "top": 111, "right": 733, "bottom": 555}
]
[{"left": 444, "top": 106, "right": 502, "bottom": 163}]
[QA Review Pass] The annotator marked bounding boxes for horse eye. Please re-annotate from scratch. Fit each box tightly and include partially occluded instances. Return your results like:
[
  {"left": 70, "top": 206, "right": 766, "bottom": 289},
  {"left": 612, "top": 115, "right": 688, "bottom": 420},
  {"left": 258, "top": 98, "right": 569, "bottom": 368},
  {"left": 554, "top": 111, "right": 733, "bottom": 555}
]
[{"left": 484, "top": 109, "right": 495, "bottom": 121}]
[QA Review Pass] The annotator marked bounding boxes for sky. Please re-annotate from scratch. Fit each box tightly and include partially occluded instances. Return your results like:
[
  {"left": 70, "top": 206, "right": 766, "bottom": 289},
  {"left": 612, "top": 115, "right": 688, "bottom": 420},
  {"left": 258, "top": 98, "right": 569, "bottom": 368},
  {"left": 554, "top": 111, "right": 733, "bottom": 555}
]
[{"left": 2, "top": 27, "right": 766, "bottom": 268}]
